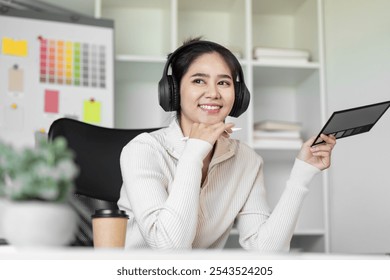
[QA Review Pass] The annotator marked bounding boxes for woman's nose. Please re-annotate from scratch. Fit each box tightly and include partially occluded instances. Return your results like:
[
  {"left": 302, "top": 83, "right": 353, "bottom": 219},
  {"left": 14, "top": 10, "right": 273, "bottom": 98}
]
[{"left": 205, "top": 84, "right": 221, "bottom": 99}]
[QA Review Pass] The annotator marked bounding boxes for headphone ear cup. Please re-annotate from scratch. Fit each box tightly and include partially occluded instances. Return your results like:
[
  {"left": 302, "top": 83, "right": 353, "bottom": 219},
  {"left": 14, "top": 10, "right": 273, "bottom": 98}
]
[
  {"left": 170, "top": 75, "right": 180, "bottom": 111},
  {"left": 230, "top": 82, "right": 242, "bottom": 117},
  {"left": 240, "top": 85, "right": 250, "bottom": 116},
  {"left": 229, "top": 82, "right": 250, "bottom": 117},
  {"left": 158, "top": 74, "right": 179, "bottom": 112},
  {"left": 158, "top": 75, "right": 171, "bottom": 111}
]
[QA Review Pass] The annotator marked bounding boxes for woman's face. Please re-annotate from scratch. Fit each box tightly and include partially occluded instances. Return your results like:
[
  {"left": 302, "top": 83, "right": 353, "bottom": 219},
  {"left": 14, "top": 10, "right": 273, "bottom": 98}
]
[{"left": 179, "top": 52, "right": 235, "bottom": 135}]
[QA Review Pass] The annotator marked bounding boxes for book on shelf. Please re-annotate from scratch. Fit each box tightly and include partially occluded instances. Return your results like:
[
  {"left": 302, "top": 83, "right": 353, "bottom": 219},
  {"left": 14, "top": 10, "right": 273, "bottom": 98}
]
[
  {"left": 253, "top": 46, "right": 311, "bottom": 64},
  {"left": 253, "top": 129, "right": 301, "bottom": 139},
  {"left": 253, "top": 138, "right": 303, "bottom": 149},
  {"left": 254, "top": 120, "right": 302, "bottom": 131},
  {"left": 253, "top": 120, "right": 303, "bottom": 149},
  {"left": 254, "top": 57, "right": 310, "bottom": 65},
  {"left": 253, "top": 46, "right": 310, "bottom": 59}
]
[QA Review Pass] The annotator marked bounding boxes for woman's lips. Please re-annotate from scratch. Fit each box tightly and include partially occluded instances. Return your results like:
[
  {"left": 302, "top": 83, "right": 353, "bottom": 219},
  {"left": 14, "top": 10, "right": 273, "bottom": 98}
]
[{"left": 199, "top": 104, "right": 222, "bottom": 113}]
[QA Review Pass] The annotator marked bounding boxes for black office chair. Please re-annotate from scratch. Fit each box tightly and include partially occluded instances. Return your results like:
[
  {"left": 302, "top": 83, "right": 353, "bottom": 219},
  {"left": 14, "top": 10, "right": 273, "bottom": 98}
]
[{"left": 48, "top": 118, "right": 160, "bottom": 246}]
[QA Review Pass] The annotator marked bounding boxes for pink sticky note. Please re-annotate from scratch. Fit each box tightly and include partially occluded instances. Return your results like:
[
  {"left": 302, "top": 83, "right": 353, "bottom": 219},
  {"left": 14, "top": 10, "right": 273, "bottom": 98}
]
[{"left": 44, "top": 89, "right": 59, "bottom": 113}]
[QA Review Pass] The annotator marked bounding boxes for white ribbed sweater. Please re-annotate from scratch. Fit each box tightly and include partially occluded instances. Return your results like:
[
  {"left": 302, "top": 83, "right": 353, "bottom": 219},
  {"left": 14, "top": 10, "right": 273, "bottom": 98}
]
[{"left": 118, "top": 120, "right": 320, "bottom": 251}]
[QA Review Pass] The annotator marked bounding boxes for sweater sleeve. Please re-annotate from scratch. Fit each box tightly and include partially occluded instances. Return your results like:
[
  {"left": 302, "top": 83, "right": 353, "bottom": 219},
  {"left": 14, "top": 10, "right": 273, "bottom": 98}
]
[
  {"left": 236, "top": 157, "right": 320, "bottom": 252},
  {"left": 119, "top": 134, "right": 212, "bottom": 250}
]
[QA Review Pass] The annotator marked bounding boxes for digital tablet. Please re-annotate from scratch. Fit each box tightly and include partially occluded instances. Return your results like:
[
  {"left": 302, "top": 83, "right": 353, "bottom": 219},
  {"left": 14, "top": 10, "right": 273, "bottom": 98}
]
[{"left": 311, "top": 100, "right": 390, "bottom": 146}]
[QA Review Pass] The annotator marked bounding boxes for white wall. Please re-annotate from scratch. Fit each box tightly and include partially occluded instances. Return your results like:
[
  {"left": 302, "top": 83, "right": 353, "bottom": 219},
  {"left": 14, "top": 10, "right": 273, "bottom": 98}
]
[{"left": 324, "top": 0, "right": 390, "bottom": 253}]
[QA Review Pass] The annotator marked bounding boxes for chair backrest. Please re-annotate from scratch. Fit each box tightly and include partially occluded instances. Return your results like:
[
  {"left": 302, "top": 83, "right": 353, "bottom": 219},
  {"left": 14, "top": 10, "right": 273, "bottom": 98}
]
[{"left": 48, "top": 118, "right": 160, "bottom": 246}]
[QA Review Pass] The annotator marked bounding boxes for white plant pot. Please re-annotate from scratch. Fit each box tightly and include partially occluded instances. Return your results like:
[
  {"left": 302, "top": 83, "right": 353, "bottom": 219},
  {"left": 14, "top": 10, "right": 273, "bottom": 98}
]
[{"left": 1, "top": 201, "right": 78, "bottom": 247}]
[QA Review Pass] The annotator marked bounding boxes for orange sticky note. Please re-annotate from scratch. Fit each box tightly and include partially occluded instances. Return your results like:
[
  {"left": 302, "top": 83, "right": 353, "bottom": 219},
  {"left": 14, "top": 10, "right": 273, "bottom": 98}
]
[
  {"left": 83, "top": 99, "right": 101, "bottom": 124},
  {"left": 44, "top": 89, "right": 59, "bottom": 113},
  {"left": 2, "top": 37, "right": 28, "bottom": 57}
]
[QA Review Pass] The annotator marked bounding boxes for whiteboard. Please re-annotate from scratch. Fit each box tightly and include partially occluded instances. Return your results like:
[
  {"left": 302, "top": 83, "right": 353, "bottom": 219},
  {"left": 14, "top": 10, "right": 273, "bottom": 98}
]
[{"left": 0, "top": 9, "right": 114, "bottom": 148}]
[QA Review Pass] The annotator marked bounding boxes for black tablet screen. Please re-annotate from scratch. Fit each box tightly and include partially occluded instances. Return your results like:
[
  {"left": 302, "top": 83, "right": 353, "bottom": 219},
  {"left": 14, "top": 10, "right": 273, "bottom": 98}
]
[{"left": 312, "top": 101, "right": 390, "bottom": 146}]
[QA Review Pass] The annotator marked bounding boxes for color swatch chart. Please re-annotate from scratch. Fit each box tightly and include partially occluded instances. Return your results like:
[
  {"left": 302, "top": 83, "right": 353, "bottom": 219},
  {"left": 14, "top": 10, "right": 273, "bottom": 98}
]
[{"left": 39, "top": 37, "right": 106, "bottom": 88}]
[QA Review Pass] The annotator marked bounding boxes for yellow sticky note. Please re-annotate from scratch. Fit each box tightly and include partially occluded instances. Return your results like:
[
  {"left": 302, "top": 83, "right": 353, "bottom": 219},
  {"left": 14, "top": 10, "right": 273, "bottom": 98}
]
[
  {"left": 2, "top": 37, "right": 28, "bottom": 57},
  {"left": 83, "top": 100, "right": 101, "bottom": 124}
]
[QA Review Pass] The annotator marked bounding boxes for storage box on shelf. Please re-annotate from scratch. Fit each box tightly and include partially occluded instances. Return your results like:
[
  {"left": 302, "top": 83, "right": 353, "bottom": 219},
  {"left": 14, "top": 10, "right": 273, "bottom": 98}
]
[{"left": 95, "top": 0, "right": 328, "bottom": 253}]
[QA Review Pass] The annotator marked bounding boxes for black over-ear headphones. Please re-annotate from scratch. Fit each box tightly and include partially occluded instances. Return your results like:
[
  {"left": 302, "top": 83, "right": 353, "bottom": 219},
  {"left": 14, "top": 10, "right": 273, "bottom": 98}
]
[{"left": 158, "top": 40, "right": 250, "bottom": 118}]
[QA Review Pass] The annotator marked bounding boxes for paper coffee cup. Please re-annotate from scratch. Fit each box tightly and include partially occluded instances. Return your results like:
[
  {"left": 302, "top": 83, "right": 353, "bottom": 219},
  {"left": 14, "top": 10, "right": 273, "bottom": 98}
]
[{"left": 91, "top": 209, "right": 129, "bottom": 248}]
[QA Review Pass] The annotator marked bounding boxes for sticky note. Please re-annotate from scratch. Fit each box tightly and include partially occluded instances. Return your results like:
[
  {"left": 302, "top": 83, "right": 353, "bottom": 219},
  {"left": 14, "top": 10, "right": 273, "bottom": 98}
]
[
  {"left": 2, "top": 37, "right": 28, "bottom": 57},
  {"left": 83, "top": 100, "right": 101, "bottom": 124},
  {"left": 8, "top": 66, "right": 24, "bottom": 92},
  {"left": 44, "top": 89, "right": 59, "bottom": 113}
]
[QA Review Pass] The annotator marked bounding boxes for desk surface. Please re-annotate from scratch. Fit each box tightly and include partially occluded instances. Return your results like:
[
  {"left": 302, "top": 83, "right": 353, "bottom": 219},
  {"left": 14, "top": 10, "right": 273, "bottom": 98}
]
[
  {"left": 1, "top": 245, "right": 389, "bottom": 260},
  {"left": 1, "top": 246, "right": 390, "bottom": 280}
]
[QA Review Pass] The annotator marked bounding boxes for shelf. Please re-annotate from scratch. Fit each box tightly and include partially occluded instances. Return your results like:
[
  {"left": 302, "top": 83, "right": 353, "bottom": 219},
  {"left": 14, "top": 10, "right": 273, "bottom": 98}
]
[
  {"left": 253, "top": 141, "right": 302, "bottom": 150},
  {"left": 102, "top": 0, "right": 169, "bottom": 9},
  {"left": 252, "top": 60, "right": 319, "bottom": 69},
  {"left": 253, "top": 63, "right": 319, "bottom": 87},
  {"left": 116, "top": 54, "right": 167, "bottom": 63},
  {"left": 252, "top": 0, "right": 319, "bottom": 62}
]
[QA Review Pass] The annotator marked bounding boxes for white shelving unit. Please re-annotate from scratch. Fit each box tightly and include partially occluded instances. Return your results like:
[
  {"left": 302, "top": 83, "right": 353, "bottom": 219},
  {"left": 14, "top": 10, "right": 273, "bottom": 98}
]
[{"left": 95, "top": 0, "right": 329, "bottom": 253}]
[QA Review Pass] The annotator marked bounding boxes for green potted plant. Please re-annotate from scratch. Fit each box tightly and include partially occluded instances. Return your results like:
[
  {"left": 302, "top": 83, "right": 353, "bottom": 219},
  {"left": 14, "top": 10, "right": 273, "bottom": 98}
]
[{"left": 0, "top": 137, "right": 79, "bottom": 246}]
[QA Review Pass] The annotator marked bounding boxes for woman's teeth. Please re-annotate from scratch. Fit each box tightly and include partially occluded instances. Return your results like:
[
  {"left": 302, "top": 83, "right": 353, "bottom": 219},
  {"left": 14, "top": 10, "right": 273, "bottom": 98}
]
[{"left": 199, "top": 105, "right": 221, "bottom": 110}]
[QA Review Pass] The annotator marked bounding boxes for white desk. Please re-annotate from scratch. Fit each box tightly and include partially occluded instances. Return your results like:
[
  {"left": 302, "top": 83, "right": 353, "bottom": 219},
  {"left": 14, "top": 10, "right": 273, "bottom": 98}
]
[
  {"left": 0, "top": 244, "right": 389, "bottom": 260},
  {"left": 1, "top": 246, "right": 389, "bottom": 280}
]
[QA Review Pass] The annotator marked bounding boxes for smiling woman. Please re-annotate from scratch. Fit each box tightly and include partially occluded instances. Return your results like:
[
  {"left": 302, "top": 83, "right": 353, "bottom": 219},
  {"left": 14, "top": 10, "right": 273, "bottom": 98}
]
[
  {"left": 178, "top": 52, "right": 235, "bottom": 136},
  {"left": 117, "top": 38, "right": 336, "bottom": 251}
]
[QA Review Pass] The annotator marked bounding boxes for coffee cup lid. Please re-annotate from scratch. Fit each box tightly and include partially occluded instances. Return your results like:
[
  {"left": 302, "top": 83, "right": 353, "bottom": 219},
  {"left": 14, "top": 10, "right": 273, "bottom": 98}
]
[{"left": 91, "top": 209, "right": 129, "bottom": 219}]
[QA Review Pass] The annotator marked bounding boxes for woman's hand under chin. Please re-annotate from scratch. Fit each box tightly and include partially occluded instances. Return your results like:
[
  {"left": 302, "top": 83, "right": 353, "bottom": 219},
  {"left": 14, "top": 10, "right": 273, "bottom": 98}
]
[
  {"left": 188, "top": 122, "right": 235, "bottom": 146},
  {"left": 297, "top": 134, "right": 337, "bottom": 171}
]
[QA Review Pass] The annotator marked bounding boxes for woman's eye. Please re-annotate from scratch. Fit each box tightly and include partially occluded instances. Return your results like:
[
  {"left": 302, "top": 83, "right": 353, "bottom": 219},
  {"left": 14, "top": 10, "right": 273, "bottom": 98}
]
[
  {"left": 218, "top": 80, "right": 231, "bottom": 86},
  {"left": 193, "top": 79, "right": 204, "bottom": 84}
]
